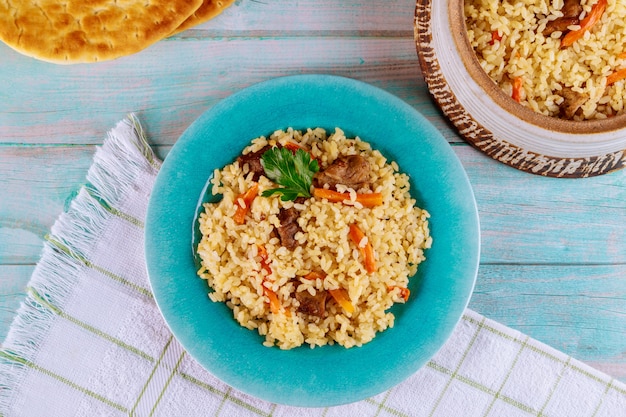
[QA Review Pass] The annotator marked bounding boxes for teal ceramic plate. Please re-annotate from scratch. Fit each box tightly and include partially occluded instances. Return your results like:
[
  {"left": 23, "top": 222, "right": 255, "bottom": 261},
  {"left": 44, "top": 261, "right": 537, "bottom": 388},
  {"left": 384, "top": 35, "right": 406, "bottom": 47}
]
[{"left": 145, "top": 74, "right": 480, "bottom": 407}]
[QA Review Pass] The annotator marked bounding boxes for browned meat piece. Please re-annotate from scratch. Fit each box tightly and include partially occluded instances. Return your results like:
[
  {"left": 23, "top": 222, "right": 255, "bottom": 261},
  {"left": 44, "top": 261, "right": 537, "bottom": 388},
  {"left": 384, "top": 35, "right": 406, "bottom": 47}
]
[
  {"left": 559, "top": 87, "right": 588, "bottom": 119},
  {"left": 314, "top": 154, "right": 371, "bottom": 190},
  {"left": 295, "top": 289, "right": 328, "bottom": 317},
  {"left": 276, "top": 207, "right": 302, "bottom": 250},
  {"left": 562, "top": 0, "right": 583, "bottom": 18},
  {"left": 543, "top": 17, "right": 579, "bottom": 36},
  {"left": 543, "top": 0, "right": 583, "bottom": 36},
  {"left": 237, "top": 145, "right": 272, "bottom": 181}
]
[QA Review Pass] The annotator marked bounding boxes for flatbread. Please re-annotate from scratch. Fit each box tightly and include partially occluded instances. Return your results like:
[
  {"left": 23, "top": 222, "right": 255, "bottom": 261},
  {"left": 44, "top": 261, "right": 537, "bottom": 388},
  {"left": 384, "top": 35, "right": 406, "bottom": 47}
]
[
  {"left": 0, "top": 0, "right": 203, "bottom": 64},
  {"left": 171, "top": 0, "right": 235, "bottom": 35}
]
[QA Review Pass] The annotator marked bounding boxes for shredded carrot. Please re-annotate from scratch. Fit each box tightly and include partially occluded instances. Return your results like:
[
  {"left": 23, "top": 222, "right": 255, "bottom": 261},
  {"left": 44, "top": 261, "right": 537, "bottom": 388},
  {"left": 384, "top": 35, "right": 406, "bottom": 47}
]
[
  {"left": 387, "top": 286, "right": 410, "bottom": 302},
  {"left": 283, "top": 142, "right": 316, "bottom": 161},
  {"left": 489, "top": 30, "right": 502, "bottom": 45},
  {"left": 283, "top": 142, "right": 305, "bottom": 153},
  {"left": 329, "top": 288, "right": 355, "bottom": 314},
  {"left": 233, "top": 182, "right": 259, "bottom": 224},
  {"left": 303, "top": 271, "right": 327, "bottom": 281},
  {"left": 313, "top": 187, "right": 383, "bottom": 208},
  {"left": 263, "top": 286, "right": 282, "bottom": 315},
  {"left": 348, "top": 223, "right": 377, "bottom": 273},
  {"left": 561, "top": 0, "right": 607, "bottom": 48},
  {"left": 257, "top": 244, "right": 272, "bottom": 275},
  {"left": 619, "top": 52, "right": 626, "bottom": 59},
  {"left": 607, "top": 68, "right": 626, "bottom": 86},
  {"left": 511, "top": 77, "right": 523, "bottom": 103},
  {"left": 257, "top": 245, "right": 289, "bottom": 315}
]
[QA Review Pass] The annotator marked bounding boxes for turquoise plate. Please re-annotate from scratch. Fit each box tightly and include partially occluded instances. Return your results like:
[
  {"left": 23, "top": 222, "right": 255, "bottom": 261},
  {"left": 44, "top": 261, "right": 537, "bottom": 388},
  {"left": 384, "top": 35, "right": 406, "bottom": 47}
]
[{"left": 145, "top": 74, "right": 480, "bottom": 407}]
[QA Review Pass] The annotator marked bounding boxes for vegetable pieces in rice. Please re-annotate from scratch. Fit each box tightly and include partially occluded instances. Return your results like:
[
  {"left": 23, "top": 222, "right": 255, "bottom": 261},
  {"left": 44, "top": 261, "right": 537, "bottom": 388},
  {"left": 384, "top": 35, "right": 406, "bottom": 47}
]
[
  {"left": 196, "top": 128, "right": 432, "bottom": 350},
  {"left": 465, "top": 0, "right": 626, "bottom": 120}
]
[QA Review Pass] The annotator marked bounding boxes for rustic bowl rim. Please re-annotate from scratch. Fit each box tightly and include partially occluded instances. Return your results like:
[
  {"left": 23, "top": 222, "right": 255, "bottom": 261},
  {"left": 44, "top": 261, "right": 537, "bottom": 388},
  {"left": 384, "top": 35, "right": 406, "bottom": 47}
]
[{"left": 414, "top": 0, "right": 626, "bottom": 177}]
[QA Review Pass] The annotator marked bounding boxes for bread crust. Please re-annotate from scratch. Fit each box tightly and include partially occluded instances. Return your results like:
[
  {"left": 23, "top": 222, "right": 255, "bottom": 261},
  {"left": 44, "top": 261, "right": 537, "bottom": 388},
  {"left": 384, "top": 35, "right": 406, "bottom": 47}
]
[
  {"left": 172, "top": 0, "right": 236, "bottom": 35},
  {"left": 0, "top": 0, "right": 204, "bottom": 63}
]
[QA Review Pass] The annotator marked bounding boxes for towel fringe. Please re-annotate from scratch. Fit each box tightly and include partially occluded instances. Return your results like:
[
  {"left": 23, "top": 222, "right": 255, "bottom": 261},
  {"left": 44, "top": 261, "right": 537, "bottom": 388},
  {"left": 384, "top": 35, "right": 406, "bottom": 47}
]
[
  {"left": 0, "top": 114, "right": 159, "bottom": 412},
  {"left": 87, "top": 113, "right": 161, "bottom": 208}
]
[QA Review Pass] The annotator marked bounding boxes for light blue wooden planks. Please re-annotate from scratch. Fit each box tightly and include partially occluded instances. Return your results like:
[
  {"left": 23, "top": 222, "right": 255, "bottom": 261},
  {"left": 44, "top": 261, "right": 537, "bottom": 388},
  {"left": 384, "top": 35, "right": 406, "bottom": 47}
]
[
  {"left": 471, "top": 264, "right": 626, "bottom": 382},
  {"left": 0, "top": 37, "right": 458, "bottom": 146},
  {"left": 0, "top": 266, "right": 31, "bottom": 342},
  {"left": 0, "top": 0, "right": 624, "bottom": 384},
  {"left": 193, "top": 0, "right": 417, "bottom": 33},
  {"left": 1, "top": 145, "right": 624, "bottom": 266}
]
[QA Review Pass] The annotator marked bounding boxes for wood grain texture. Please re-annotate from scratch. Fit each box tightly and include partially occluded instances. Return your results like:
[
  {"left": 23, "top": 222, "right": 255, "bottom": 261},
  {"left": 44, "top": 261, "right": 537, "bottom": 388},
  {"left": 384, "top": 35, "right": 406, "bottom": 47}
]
[
  {"left": 0, "top": 266, "right": 31, "bottom": 342},
  {"left": 0, "top": 0, "right": 624, "bottom": 385},
  {"left": 2, "top": 145, "right": 623, "bottom": 265},
  {"left": 185, "top": 0, "right": 417, "bottom": 32},
  {"left": 0, "top": 37, "right": 459, "bottom": 145},
  {"left": 471, "top": 264, "right": 626, "bottom": 381}
]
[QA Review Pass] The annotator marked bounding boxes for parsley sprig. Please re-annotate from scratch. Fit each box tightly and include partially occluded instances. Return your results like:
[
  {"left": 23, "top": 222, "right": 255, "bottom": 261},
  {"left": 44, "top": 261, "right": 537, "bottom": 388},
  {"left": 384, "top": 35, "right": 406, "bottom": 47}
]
[{"left": 260, "top": 147, "right": 319, "bottom": 201}]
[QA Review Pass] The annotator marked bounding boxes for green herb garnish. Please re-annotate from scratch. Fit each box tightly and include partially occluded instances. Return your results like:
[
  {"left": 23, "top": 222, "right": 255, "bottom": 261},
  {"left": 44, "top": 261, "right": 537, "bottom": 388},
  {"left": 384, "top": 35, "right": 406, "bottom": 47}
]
[{"left": 260, "top": 147, "right": 319, "bottom": 201}]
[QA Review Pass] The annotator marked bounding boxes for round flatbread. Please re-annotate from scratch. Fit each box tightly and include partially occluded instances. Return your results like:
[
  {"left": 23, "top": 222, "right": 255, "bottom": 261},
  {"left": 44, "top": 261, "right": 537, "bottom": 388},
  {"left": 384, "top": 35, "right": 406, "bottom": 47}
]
[
  {"left": 0, "top": 0, "right": 203, "bottom": 64},
  {"left": 171, "top": 0, "right": 235, "bottom": 35}
]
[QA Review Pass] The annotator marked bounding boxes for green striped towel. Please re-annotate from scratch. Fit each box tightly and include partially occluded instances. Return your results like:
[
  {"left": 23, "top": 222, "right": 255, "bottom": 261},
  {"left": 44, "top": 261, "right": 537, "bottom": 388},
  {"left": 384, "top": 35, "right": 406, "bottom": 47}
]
[{"left": 1, "top": 115, "right": 624, "bottom": 416}]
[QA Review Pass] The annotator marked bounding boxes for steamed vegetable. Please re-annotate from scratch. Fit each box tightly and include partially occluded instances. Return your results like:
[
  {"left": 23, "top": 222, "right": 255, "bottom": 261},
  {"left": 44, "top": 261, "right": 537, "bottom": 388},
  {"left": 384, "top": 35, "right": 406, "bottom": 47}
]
[
  {"left": 348, "top": 223, "right": 377, "bottom": 273},
  {"left": 233, "top": 182, "right": 259, "bottom": 224},
  {"left": 388, "top": 285, "right": 410, "bottom": 302},
  {"left": 313, "top": 187, "right": 383, "bottom": 207},
  {"left": 512, "top": 77, "right": 523, "bottom": 103},
  {"left": 329, "top": 288, "right": 355, "bottom": 314},
  {"left": 561, "top": 0, "right": 607, "bottom": 48},
  {"left": 607, "top": 68, "right": 626, "bottom": 86}
]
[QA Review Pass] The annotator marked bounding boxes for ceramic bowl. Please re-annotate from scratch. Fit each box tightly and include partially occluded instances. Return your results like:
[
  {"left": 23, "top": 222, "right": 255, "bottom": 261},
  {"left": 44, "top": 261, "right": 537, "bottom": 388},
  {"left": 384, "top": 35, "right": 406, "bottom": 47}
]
[
  {"left": 145, "top": 74, "right": 480, "bottom": 407},
  {"left": 414, "top": 0, "right": 626, "bottom": 177}
]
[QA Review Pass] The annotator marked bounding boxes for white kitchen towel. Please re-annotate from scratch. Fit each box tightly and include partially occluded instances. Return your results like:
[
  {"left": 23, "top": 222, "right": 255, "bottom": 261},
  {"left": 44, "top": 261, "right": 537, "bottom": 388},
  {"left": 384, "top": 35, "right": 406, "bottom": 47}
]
[{"left": 0, "top": 115, "right": 624, "bottom": 417}]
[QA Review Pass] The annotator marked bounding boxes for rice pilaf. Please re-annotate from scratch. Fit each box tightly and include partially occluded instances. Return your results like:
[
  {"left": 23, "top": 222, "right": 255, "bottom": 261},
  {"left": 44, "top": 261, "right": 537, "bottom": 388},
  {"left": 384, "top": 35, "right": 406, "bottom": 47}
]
[
  {"left": 196, "top": 128, "right": 431, "bottom": 350},
  {"left": 465, "top": 0, "right": 626, "bottom": 120}
]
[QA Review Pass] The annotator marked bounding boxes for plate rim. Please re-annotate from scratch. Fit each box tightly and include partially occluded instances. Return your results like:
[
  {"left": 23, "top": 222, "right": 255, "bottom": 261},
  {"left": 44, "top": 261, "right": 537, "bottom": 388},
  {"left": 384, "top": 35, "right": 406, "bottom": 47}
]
[{"left": 145, "top": 74, "right": 480, "bottom": 407}]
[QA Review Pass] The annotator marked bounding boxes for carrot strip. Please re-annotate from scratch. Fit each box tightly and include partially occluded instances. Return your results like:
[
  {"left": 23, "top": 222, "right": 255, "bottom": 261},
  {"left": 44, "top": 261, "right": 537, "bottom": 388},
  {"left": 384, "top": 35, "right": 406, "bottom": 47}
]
[
  {"left": 348, "top": 223, "right": 377, "bottom": 273},
  {"left": 233, "top": 182, "right": 259, "bottom": 224},
  {"left": 511, "top": 77, "right": 523, "bottom": 102},
  {"left": 257, "top": 244, "right": 272, "bottom": 275},
  {"left": 619, "top": 52, "right": 626, "bottom": 59},
  {"left": 607, "top": 68, "right": 626, "bottom": 86},
  {"left": 283, "top": 142, "right": 305, "bottom": 153},
  {"left": 263, "top": 286, "right": 282, "bottom": 315},
  {"left": 313, "top": 187, "right": 383, "bottom": 208},
  {"left": 303, "top": 271, "right": 326, "bottom": 281},
  {"left": 329, "top": 288, "right": 355, "bottom": 314},
  {"left": 257, "top": 245, "right": 290, "bottom": 315},
  {"left": 489, "top": 30, "right": 502, "bottom": 45},
  {"left": 283, "top": 142, "right": 316, "bottom": 161},
  {"left": 388, "top": 286, "right": 410, "bottom": 302},
  {"left": 561, "top": 0, "right": 607, "bottom": 48}
]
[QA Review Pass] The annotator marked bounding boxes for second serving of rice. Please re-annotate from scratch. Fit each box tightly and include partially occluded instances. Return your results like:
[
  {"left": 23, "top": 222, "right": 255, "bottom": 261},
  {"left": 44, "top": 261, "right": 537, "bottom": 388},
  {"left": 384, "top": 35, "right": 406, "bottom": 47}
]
[
  {"left": 196, "top": 128, "right": 431, "bottom": 350},
  {"left": 465, "top": 0, "right": 626, "bottom": 120}
]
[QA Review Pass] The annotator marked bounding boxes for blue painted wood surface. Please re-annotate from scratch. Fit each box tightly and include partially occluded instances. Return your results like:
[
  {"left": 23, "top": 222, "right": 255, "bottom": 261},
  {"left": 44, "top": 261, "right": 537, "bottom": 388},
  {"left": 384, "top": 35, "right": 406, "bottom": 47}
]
[{"left": 0, "top": 0, "right": 624, "bottom": 383}]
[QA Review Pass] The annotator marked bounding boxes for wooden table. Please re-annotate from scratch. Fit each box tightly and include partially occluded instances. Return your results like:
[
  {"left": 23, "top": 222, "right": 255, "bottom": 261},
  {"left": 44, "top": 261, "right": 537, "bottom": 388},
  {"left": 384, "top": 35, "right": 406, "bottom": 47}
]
[{"left": 1, "top": 0, "right": 624, "bottom": 383}]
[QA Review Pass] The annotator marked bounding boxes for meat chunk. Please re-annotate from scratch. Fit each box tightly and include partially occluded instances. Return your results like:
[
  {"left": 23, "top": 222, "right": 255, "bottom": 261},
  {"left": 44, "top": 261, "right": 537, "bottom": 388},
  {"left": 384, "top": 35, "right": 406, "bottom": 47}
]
[
  {"left": 295, "top": 289, "right": 328, "bottom": 318},
  {"left": 559, "top": 87, "right": 588, "bottom": 119},
  {"left": 562, "top": 0, "right": 583, "bottom": 18},
  {"left": 276, "top": 207, "right": 302, "bottom": 250},
  {"left": 314, "top": 154, "right": 371, "bottom": 190},
  {"left": 543, "top": 0, "right": 583, "bottom": 36},
  {"left": 543, "top": 17, "right": 580, "bottom": 36},
  {"left": 237, "top": 145, "right": 272, "bottom": 181}
]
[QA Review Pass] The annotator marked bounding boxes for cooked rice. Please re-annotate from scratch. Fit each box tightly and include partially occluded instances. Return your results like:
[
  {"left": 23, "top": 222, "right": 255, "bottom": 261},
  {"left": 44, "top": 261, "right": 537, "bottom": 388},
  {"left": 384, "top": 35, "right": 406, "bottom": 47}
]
[
  {"left": 465, "top": 0, "right": 626, "bottom": 120},
  {"left": 196, "top": 128, "right": 431, "bottom": 350}
]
